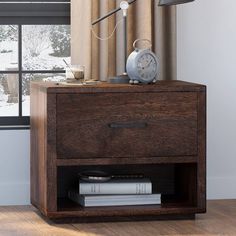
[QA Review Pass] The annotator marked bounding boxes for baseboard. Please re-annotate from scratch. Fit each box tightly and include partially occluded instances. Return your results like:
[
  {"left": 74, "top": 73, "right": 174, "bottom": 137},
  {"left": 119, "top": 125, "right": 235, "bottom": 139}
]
[
  {"left": 0, "top": 182, "right": 30, "bottom": 205},
  {"left": 207, "top": 176, "right": 236, "bottom": 200}
]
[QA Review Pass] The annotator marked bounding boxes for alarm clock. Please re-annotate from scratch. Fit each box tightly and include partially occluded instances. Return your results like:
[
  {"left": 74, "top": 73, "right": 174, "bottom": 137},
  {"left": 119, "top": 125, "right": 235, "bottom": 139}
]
[{"left": 126, "top": 39, "right": 159, "bottom": 84}]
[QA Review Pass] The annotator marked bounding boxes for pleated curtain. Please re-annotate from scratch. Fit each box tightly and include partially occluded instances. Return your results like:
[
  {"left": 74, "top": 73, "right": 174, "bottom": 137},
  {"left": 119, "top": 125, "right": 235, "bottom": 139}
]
[{"left": 71, "top": 0, "right": 176, "bottom": 81}]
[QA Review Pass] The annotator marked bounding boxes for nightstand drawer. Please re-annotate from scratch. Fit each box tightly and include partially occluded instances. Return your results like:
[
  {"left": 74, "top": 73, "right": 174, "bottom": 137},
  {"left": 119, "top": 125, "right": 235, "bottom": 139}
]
[{"left": 56, "top": 92, "right": 198, "bottom": 158}]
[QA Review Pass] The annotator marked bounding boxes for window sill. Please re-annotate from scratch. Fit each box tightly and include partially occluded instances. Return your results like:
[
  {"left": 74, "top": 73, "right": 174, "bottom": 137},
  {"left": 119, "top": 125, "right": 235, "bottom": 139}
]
[{"left": 0, "top": 125, "right": 30, "bottom": 130}]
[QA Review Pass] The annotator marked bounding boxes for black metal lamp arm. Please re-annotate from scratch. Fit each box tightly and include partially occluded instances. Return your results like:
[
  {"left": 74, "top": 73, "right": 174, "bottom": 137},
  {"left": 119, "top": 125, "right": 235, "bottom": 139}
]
[
  {"left": 92, "top": 0, "right": 195, "bottom": 25},
  {"left": 92, "top": 0, "right": 137, "bottom": 26}
]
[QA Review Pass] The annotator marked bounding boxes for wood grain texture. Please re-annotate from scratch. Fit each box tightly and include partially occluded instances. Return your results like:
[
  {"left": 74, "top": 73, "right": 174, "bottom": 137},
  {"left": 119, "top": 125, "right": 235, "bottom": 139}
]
[
  {"left": 0, "top": 200, "right": 235, "bottom": 236},
  {"left": 47, "top": 94, "right": 57, "bottom": 212},
  {"left": 31, "top": 80, "right": 206, "bottom": 93},
  {"left": 30, "top": 83, "right": 47, "bottom": 215},
  {"left": 197, "top": 91, "right": 207, "bottom": 210},
  {"left": 56, "top": 156, "right": 198, "bottom": 166},
  {"left": 30, "top": 80, "right": 206, "bottom": 222},
  {"left": 56, "top": 92, "right": 198, "bottom": 158}
]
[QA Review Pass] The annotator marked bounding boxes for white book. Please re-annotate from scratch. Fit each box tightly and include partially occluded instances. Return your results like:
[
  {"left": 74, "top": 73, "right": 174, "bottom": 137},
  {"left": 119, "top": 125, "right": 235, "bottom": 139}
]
[
  {"left": 68, "top": 190, "right": 161, "bottom": 207},
  {"left": 79, "top": 178, "right": 152, "bottom": 195}
]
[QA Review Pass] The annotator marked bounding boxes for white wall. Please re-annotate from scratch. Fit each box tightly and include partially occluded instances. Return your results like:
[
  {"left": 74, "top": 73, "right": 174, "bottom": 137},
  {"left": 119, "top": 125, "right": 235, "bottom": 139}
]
[
  {"left": 0, "top": 130, "right": 30, "bottom": 205},
  {"left": 0, "top": 0, "right": 236, "bottom": 205},
  {"left": 177, "top": 0, "right": 236, "bottom": 199}
]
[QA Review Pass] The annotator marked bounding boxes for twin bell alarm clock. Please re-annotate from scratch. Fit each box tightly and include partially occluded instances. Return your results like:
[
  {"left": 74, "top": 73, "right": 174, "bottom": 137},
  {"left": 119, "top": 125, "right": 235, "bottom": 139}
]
[{"left": 126, "top": 39, "right": 159, "bottom": 84}]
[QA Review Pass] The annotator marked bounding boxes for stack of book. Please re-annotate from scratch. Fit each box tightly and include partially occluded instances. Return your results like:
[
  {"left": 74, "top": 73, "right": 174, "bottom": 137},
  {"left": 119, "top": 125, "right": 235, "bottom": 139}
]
[{"left": 68, "top": 177, "right": 161, "bottom": 207}]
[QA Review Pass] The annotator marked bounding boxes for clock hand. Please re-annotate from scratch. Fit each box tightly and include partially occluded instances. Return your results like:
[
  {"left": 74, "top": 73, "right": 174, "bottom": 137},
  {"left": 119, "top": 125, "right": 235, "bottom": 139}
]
[
  {"left": 141, "top": 59, "right": 152, "bottom": 69},
  {"left": 146, "top": 59, "right": 153, "bottom": 67},
  {"left": 142, "top": 59, "right": 152, "bottom": 69}
]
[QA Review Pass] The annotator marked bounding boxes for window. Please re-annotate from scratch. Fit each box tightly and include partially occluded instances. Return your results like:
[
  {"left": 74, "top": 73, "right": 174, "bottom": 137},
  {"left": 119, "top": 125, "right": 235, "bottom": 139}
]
[{"left": 0, "top": 0, "right": 70, "bottom": 129}]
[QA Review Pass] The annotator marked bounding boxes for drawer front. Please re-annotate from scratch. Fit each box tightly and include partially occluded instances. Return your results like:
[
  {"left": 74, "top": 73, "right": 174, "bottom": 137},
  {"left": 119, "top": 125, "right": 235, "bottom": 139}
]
[{"left": 56, "top": 92, "right": 198, "bottom": 158}]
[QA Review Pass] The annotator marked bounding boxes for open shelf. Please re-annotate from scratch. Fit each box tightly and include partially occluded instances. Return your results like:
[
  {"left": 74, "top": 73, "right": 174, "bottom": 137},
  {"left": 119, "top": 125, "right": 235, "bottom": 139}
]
[{"left": 56, "top": 163, "right": 198, "bottom": 219}]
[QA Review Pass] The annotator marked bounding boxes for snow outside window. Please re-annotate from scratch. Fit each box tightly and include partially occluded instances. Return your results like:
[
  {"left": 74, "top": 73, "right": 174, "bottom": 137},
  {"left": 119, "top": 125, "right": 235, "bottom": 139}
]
[{"left": 0, "top": 24, "right": 71, "bottom": 119}]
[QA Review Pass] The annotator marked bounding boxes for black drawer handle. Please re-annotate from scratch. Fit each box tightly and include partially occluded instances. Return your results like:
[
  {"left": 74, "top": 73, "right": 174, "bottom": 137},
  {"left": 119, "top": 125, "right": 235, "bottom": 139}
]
[{"left": 108, "top": 122, "right": 148, "bottom": 129}]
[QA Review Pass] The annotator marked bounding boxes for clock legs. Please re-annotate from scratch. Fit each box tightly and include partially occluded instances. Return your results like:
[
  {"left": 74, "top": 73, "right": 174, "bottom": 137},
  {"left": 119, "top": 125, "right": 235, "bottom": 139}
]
[{"left": 129, "top": 79, "right": 158, "bottom": 85}]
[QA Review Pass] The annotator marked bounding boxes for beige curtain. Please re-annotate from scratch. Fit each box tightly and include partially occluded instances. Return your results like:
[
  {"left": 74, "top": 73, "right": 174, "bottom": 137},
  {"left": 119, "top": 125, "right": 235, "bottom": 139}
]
[{"left": 71, "top": 0, "right": 176, "bottom": 81}]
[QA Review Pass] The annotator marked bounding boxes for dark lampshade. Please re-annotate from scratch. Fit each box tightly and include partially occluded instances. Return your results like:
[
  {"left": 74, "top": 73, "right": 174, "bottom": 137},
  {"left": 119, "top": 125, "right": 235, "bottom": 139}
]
[{"left": 159, "top": 0, "right": 194, "bottom": 6}]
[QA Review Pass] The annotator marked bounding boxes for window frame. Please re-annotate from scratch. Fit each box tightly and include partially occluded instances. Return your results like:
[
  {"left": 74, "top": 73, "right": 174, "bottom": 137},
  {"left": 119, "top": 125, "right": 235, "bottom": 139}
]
[{"left": 0, "top": 2, "right": 70, "bottom": 129}]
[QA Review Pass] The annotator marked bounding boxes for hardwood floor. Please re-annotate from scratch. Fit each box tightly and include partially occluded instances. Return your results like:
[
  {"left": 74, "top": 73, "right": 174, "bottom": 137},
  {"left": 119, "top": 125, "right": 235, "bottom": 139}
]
[{"left": 0, "top": 200, "right": 235, "bottom": 236}]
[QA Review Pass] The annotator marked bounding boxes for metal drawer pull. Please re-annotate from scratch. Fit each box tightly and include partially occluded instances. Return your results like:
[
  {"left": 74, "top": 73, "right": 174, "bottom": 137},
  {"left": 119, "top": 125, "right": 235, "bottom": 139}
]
[{"left": 108, "top": 122, "right": 148, "bottom": 129}]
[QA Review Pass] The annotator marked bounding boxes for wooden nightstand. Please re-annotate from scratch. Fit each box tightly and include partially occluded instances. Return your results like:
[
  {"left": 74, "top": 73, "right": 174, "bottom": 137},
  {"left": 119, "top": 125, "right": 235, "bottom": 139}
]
[{"left": 30, "top": 80, "right": 206, "bottom": 222}]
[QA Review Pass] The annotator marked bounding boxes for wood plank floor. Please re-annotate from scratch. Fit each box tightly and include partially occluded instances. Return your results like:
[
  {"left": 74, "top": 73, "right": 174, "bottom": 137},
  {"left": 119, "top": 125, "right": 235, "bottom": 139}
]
[{"left": 0, "top": 200, "right": 235, "bottom": 236}]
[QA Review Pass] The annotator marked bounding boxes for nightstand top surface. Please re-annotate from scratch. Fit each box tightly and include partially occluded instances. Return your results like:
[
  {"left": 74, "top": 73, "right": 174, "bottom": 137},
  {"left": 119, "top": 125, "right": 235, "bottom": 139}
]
[{"left": 31, "top": 80, "right": 206, "bottom": 94}]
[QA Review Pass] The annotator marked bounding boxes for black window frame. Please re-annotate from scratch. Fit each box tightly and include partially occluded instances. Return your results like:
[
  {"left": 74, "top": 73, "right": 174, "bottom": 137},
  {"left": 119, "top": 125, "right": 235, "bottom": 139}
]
[{"left": 0, "top": 1, "right": 70, "bottom": 130}]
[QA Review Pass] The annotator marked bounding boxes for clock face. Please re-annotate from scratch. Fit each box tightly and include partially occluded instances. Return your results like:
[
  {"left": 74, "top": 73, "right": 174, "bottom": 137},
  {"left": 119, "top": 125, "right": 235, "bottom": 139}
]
[{"left": 137, "top": 52, "right": 158, "bottom": 82}]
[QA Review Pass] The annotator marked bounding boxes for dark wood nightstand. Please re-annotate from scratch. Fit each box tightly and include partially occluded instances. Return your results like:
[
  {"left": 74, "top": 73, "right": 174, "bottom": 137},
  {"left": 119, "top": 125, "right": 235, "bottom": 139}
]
[{"left": 30, "top": 80, "right": 206, "bottom": 222}]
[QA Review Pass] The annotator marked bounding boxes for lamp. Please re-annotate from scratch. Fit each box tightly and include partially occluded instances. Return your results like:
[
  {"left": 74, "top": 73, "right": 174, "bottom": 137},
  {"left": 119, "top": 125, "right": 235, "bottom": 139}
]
[
  {"left": 92, "top": 0, "right": 194, "bottom": 84},
  {"left": 159, "top": 0, "right": 194, "bottom": 6}
]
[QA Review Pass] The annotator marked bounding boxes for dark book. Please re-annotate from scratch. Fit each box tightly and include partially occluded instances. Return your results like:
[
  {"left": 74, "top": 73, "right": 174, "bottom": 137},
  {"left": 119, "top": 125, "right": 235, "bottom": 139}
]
[{"left": 68, "top": 190, "right": 161, "bottom": 207}]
